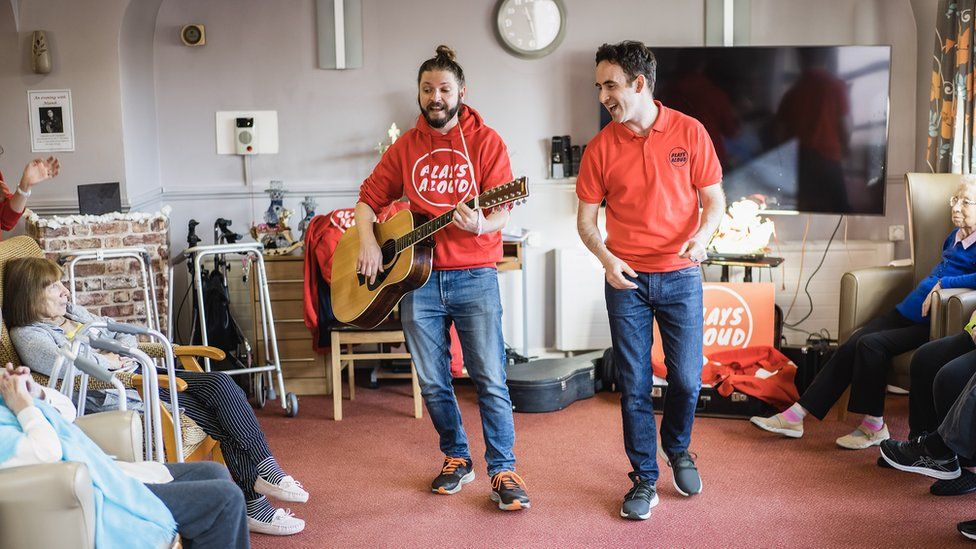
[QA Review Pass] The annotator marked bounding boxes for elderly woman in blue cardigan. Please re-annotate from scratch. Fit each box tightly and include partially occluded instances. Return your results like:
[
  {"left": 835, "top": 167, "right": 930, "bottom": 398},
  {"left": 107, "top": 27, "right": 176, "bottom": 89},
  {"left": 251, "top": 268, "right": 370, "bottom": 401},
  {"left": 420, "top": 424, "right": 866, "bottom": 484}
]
[{"left": 752, "top": 176, "right": 976, "bottom": 449}]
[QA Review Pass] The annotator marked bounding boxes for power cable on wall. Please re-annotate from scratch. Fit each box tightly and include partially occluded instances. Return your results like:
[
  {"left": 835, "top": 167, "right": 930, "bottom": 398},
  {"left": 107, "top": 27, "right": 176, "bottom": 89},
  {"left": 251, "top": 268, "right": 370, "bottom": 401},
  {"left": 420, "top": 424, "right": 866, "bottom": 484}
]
[{"left": 783, "top": 215, "right": 845, "bottom": 329}]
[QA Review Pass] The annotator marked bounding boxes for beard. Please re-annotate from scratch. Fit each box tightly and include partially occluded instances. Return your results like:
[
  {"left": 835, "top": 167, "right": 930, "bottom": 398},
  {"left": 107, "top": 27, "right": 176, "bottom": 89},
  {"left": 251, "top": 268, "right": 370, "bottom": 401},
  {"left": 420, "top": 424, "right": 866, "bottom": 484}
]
[{"left": 419, "top": 98, "right": 462, "bottom": 129}]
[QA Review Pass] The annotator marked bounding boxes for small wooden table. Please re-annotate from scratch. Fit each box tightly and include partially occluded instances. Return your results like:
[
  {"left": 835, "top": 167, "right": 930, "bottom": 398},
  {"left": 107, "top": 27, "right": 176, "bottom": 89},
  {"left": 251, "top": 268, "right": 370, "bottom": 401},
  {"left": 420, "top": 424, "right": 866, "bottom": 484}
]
[{"left": 703, "top": 256, "right": 784, "bottom": 283}]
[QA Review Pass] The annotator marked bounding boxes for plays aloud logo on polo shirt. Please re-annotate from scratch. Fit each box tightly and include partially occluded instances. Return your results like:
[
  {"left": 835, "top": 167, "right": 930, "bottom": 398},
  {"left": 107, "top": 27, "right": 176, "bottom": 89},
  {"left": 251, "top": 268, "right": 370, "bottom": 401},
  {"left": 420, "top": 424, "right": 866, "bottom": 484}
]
[
  {"left": 669, "top": 147, "right": 689, "bottom": 167},
  {"left": 411, "top": 148, "right": 479, "bottom": 208}
]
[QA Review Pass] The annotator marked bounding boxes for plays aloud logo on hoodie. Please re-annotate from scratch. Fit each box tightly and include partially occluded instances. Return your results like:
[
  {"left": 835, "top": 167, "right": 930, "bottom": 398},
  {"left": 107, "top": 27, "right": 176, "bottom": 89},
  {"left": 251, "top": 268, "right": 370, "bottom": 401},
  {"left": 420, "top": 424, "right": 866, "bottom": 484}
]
[{"left": 410, "top": 148, "right": 479, "bottom": 208}]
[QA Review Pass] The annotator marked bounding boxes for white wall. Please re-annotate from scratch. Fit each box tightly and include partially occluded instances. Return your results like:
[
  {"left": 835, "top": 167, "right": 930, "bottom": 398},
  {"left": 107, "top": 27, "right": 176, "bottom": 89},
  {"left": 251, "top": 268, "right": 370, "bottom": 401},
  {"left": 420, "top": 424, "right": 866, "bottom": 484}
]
[
  {"left": 0, "top": 0, "right": 128, "bottom": 209},
  {"left": 0, "top": 0, "right": 930, "bottom": 353}
]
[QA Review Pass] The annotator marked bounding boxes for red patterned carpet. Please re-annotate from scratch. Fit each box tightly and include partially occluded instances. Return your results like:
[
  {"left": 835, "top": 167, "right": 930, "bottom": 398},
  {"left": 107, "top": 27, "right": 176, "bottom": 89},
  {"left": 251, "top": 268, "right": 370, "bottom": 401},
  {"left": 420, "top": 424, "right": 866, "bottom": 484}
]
[{"left": 250, "top": 382, "right": 972, "bottom": 548}]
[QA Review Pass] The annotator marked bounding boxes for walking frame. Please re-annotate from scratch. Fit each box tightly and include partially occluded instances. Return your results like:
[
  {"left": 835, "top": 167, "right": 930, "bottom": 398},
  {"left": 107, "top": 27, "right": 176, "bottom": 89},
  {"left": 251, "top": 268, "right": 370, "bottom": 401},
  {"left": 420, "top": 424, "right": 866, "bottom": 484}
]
[
  {"left": 47, "top": 320, "right": 181, "bottom": 462},
  {"left": 178, "top": 241, "right": 298, "bottom": 417}
]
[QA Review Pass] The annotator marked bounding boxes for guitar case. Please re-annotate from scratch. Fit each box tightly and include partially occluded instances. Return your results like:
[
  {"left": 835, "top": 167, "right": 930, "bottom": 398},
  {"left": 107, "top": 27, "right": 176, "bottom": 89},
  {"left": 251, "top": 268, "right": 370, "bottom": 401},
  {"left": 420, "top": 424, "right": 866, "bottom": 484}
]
[{"left": 506, "top": 351, "right": 602, "bottom": 413}]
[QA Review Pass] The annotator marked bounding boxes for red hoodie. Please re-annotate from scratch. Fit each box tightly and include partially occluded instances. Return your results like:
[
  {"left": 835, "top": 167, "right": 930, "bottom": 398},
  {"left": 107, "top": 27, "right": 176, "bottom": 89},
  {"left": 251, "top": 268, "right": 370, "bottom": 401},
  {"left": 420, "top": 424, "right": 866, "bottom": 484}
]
[{"left": 358, "top": 105, "right": 513, "bottom": 270}]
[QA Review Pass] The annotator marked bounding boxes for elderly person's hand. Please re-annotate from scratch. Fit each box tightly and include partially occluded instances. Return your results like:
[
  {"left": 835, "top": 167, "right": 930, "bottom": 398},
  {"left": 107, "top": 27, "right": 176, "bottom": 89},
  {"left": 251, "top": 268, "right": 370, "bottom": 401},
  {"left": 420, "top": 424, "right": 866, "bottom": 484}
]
[
  {"left": 2, "top": 363, "right": 43, "bottom": 399},
  {"left": 0, "top": 367, "right": 35, "bottom": 414},
  {"left": 922, "top": 281, "right": 942, "bottom": 318},
  {"left": 20, "top": 157, "right": 59, "bottom": 190}
]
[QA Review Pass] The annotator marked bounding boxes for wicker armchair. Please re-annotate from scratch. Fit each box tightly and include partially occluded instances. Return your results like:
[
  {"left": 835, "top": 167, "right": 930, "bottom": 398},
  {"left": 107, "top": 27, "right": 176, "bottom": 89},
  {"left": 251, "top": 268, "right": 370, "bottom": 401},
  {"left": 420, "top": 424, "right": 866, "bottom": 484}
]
[{"left": 0, "top": 235, "right": 221, "bottom": 462}]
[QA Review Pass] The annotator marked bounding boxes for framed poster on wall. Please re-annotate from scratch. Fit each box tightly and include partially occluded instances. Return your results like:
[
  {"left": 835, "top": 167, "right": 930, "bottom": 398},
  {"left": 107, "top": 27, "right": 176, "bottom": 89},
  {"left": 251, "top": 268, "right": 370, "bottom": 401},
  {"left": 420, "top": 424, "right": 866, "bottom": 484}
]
[{"left": 27, "top": 89, "right": 75, "bottom": 152}]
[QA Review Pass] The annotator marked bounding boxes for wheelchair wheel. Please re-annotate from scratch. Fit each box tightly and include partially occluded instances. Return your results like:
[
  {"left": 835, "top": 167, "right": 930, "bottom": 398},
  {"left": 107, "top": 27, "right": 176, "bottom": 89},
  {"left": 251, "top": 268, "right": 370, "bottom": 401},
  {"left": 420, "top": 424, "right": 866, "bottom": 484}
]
[{"left": 285, "top": 392, "right": 299, "bottom": 417}]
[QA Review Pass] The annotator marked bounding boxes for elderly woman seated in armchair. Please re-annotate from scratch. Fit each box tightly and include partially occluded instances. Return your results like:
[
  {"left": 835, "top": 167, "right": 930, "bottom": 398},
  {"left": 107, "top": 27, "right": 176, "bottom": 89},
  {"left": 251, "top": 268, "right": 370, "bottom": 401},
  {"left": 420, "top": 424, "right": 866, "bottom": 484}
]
[
  {"left": 0, "top": 363, "right": 247, "bottom": 548},
  {"left": 4, "top": 257, "right": 308, "bottom": 536},
  {"left": 751, "top": 176, "right": 976, "bottom": 449}
]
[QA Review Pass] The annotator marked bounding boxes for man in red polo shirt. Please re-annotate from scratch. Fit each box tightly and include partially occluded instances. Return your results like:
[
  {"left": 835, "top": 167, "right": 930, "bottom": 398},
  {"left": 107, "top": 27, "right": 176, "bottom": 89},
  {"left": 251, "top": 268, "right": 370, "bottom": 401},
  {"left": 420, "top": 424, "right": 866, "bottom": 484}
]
[{"left": 576, "top": 40, "right": 726, "bottom": 520}]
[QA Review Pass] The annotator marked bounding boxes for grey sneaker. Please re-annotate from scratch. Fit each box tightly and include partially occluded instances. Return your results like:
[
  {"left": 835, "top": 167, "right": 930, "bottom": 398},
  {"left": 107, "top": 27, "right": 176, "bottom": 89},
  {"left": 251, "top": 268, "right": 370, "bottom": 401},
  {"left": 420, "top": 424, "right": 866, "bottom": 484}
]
[
  {"left": 663, "top": 450, "right": 702, "bottom": 496},
  {"left": 620, "top": 473, "right": 658, "bottom": 520}
]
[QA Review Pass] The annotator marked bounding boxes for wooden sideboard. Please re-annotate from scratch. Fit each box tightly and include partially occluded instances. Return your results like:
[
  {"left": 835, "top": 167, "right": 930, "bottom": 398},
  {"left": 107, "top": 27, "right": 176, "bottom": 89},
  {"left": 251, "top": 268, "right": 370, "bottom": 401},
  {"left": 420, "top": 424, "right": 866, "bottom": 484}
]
[
  {"left": 252, "top": 240, "right": 524, "bottom": 396},
  {"left": 253, "top": 254, "right": 331, "bottom": 396}
]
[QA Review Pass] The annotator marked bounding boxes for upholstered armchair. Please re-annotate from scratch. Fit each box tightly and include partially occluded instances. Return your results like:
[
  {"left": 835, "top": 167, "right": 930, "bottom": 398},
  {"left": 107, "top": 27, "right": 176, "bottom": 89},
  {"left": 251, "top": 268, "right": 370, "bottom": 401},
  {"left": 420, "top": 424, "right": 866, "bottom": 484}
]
[
  {"left": 839, "top": 173, "right": 973, "bottom": 392},
  {"left": 0, "top": 409, "right": 147, "bottom": 549},
  {"left": 0, "top": 235, "right": 222, "bottom": 462}
]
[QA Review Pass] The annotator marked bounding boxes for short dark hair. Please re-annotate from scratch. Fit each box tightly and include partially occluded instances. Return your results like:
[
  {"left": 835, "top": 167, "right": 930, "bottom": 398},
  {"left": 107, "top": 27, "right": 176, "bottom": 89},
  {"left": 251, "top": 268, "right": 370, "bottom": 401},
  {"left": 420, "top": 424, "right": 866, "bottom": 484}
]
[
  {"left": 595, "top": 40, "right": 657, "bottom": 94},
  {"left": 3, "top": 257, "right": 63, "bottom": 327},
  {"left": 417, "top": 45, "right": 465, "bottom": 88}
]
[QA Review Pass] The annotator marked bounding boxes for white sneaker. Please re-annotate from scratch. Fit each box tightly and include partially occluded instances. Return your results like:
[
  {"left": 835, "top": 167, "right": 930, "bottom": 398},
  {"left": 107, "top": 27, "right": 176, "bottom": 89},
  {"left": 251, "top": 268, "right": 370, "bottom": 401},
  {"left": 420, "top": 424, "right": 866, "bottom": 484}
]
[
  {"left": 835, "top": 424, "right": 889, "bottom": 450},
  {"left": 255, "top": 475, "right": 309, "bottom": 503},
  {"left": 247, "top": 508, "right": 305, "bottom": 536}
]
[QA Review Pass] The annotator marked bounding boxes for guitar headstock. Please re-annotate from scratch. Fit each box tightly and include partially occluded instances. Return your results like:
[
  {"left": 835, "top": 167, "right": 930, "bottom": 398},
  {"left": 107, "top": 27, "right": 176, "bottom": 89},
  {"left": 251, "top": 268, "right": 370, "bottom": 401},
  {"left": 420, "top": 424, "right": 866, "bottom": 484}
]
[{"left": 479, "top": 177, "right": 529, "bottom": 209}]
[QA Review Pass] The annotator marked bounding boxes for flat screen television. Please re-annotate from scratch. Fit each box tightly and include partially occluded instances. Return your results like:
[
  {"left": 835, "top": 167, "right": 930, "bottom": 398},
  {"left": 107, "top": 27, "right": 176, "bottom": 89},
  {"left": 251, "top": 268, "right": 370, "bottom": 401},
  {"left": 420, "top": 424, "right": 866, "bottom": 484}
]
[{"left": 599, "top": 45, "right": 891, "bottom": 215}]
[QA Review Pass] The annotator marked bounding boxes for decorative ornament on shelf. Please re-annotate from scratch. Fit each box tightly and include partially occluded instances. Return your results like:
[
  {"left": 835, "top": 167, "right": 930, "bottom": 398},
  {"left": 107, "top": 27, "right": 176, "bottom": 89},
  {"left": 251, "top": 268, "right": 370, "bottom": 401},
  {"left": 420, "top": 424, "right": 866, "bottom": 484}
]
[
  {"left": 298, "top": 195, "right": 318, "bottom": 241},
  {"left": 249, "top": 180, "right": 302, "bottom": 256},
  {"left": 31, "top": 31, "right": 51, "bottom": 74},
  {"left": 707, "top": 196, "right": 776, "bottom": 257},
  {"left": 375, "top": 123, "right": 400, "bottom": 155}
]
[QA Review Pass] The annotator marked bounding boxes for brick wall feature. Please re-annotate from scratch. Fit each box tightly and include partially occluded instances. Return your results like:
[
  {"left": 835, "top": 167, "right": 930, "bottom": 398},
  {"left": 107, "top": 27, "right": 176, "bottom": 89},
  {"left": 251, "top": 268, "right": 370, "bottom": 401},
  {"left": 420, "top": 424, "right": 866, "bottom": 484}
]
[{"left": 26, "top": 211, "right": 170, "bottom": 331}]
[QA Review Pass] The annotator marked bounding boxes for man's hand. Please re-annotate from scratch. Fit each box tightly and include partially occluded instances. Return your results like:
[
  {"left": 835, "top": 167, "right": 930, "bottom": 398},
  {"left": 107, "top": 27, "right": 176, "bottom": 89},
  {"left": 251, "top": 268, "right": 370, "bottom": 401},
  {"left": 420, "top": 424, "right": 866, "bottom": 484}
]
[
  {"left": 357, "top": 240, "right": 384, "bottom": 285},
  {"left": 604, "top": 255, "right": 638, "bottom": 290},
  {"left": 21, "top": 157, "right": 60, "bottom": 190},
  {"left": 678, "top": 239, "right": 708, "bottom": 264},
  {"left": 922, "top": 281, "right": 942, "bottom": 318},
  {"left": 0, "top": 370, "right": 35, "bottom": 414},
  {"left": 452, "top": 201, "right": 486, "bottom": 235}
]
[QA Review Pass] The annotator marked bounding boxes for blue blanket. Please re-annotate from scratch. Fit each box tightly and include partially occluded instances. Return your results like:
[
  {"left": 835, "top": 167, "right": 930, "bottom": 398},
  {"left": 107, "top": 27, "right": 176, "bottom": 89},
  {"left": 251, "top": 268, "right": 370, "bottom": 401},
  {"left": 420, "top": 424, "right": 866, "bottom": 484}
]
[{"left": 0, "top": 397, "right": 176, "bottom": 548}]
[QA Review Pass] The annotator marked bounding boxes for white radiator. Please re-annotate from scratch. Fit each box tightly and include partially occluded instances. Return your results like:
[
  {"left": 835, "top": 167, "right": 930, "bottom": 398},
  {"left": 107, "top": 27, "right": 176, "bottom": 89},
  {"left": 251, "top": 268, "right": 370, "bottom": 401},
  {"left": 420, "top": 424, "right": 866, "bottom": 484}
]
[
  {"left": 553, "top": 240, "right": 895, "bottom": 351},
  {"left": 766, "top": 240, "right": 894, "bottom": 345}
]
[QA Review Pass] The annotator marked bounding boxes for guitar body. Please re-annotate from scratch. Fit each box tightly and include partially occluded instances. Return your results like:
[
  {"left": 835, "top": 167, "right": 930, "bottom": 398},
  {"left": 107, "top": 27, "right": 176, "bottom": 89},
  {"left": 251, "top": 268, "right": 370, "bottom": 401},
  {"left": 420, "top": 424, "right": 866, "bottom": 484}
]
[{"left": 330, "top": 209, "right": 433, "bottom": 328}]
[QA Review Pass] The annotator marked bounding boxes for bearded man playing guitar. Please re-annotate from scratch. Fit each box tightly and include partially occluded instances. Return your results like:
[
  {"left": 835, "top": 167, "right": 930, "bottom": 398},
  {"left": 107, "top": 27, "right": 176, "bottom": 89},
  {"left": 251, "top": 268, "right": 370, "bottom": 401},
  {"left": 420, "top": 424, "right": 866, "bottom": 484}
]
[{"left": 353, "top": 45, "right": 530, "bottom": 511}]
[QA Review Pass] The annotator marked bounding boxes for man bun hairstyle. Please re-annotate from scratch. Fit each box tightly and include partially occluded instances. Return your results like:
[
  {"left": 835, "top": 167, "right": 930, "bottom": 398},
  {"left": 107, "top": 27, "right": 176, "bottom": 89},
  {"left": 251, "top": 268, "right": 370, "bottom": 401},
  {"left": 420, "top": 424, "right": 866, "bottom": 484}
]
[
  {"left": 596, "top": 40, "right": 656, "bottom": 94},
  {"left": 418, "top": 44, "right": 466, "bottom": 87}
]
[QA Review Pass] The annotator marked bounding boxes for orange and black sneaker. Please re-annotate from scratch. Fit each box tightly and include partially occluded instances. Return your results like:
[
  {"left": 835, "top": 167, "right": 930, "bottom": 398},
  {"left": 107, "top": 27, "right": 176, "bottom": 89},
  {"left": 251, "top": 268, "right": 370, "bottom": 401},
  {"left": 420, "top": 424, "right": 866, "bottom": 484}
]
[
  {"left": 489, "top": 471, "right": 530, "bottom": 511},
  {"left": 431, "top": 456, "right": 475, "bottom": 495}
]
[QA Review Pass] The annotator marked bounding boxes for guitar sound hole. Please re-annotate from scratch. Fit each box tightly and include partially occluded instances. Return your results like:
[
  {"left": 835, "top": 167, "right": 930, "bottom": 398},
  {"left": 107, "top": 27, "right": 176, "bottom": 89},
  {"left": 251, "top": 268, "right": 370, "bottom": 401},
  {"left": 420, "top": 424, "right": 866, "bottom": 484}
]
[{"left": 381, "top": 240, "right": 396, "bottom": 266}]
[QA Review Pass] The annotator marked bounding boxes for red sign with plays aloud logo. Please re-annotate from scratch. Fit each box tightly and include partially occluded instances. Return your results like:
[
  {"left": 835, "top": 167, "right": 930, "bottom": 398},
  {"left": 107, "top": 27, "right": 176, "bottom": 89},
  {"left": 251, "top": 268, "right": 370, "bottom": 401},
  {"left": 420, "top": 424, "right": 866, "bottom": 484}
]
[{"left": 651, "top": 282, "right": 775, "bottom": 366}]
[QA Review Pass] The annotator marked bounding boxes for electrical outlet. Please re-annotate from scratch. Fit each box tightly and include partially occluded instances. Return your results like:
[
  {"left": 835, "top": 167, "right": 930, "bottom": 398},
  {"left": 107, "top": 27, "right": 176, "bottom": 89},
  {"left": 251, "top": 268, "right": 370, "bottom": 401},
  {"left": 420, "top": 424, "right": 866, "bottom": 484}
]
[{"left": 888, "top": 225, "right": 905, "bottom": 242}]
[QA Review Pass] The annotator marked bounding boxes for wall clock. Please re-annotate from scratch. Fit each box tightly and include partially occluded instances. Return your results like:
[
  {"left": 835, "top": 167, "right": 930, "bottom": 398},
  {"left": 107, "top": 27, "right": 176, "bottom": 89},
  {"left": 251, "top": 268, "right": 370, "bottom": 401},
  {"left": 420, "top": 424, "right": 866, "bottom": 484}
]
[{"left": 494, "top": 0, "right": 566, "bottom": 59}]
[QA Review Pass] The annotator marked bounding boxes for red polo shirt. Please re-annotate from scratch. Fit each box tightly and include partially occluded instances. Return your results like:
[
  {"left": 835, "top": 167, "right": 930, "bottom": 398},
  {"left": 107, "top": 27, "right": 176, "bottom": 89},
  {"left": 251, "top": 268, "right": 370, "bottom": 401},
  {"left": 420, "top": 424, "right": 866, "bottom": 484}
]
[{"left": 576, "top": 101, "right": 722, "bottom": 273}]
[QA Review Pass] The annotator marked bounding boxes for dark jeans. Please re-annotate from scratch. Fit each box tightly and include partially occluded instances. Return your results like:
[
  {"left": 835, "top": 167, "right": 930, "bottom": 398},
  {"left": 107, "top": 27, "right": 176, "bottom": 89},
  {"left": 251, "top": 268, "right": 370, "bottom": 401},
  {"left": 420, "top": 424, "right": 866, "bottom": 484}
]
[
  {"left": 605, "top": 267, "right": 703, "bottom": 484},
  {"left": 401, "top": 268, "right": 516, "bottom": 476},
  {"left": 798, "top": 309, "right": 928, "bottom": 419},
  {"left": 909, "top": 332, "right": 976, "bottom": 436},
  {"left": 147, "top": 462, "right": 249, "bottom": 549}
]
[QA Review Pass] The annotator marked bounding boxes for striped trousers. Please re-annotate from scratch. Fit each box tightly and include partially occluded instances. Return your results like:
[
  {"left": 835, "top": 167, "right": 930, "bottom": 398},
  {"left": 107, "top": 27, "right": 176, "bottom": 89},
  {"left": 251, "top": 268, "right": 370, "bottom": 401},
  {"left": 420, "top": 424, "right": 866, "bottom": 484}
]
[{"left": 158, "top": 369, "right": 273, "bottom": 500}]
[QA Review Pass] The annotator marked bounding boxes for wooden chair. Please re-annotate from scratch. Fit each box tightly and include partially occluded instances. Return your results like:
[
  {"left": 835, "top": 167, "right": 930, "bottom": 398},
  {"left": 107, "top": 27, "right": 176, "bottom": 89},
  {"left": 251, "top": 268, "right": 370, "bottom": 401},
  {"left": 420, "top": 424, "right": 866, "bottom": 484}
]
[
  {"left": 329, "top": 321, "right": 422, "bottom": 421},
  {"left": 0, "top": 235, "right": 222, "bottom": 463}
]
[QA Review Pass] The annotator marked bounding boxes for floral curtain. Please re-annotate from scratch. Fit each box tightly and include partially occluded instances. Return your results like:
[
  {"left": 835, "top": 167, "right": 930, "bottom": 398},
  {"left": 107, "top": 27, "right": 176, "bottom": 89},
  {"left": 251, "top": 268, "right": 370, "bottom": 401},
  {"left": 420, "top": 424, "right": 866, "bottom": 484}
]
[{"left": 927, "top": 0, "right": 976, "bottom": 173}]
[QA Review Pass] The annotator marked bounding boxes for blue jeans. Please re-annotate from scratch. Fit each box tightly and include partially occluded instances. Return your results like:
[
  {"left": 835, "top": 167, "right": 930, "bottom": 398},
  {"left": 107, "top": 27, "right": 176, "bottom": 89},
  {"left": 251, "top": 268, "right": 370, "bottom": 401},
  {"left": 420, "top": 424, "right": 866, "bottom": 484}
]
[
  {"left": 401, "top": 267, "right": 516, "bottom": 476},
  {"left": 605, "top": 266, "right": 703, "bottom": 483}
]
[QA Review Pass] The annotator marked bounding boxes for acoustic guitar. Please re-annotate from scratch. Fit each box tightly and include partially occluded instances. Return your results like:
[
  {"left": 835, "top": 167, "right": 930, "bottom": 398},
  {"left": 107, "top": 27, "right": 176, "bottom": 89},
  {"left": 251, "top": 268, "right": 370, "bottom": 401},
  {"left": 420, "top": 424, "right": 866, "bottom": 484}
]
[{"left": 331, "top": 177, "right": 529, "bottom": 328}]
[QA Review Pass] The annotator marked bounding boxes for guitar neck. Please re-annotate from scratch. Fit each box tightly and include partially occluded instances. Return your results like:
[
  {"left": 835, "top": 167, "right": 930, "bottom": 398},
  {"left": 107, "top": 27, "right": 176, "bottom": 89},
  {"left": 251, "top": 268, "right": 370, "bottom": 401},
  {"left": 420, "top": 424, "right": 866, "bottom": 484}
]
[{"left": 394, "top": 195, "right": 478, "bottom": 253}]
